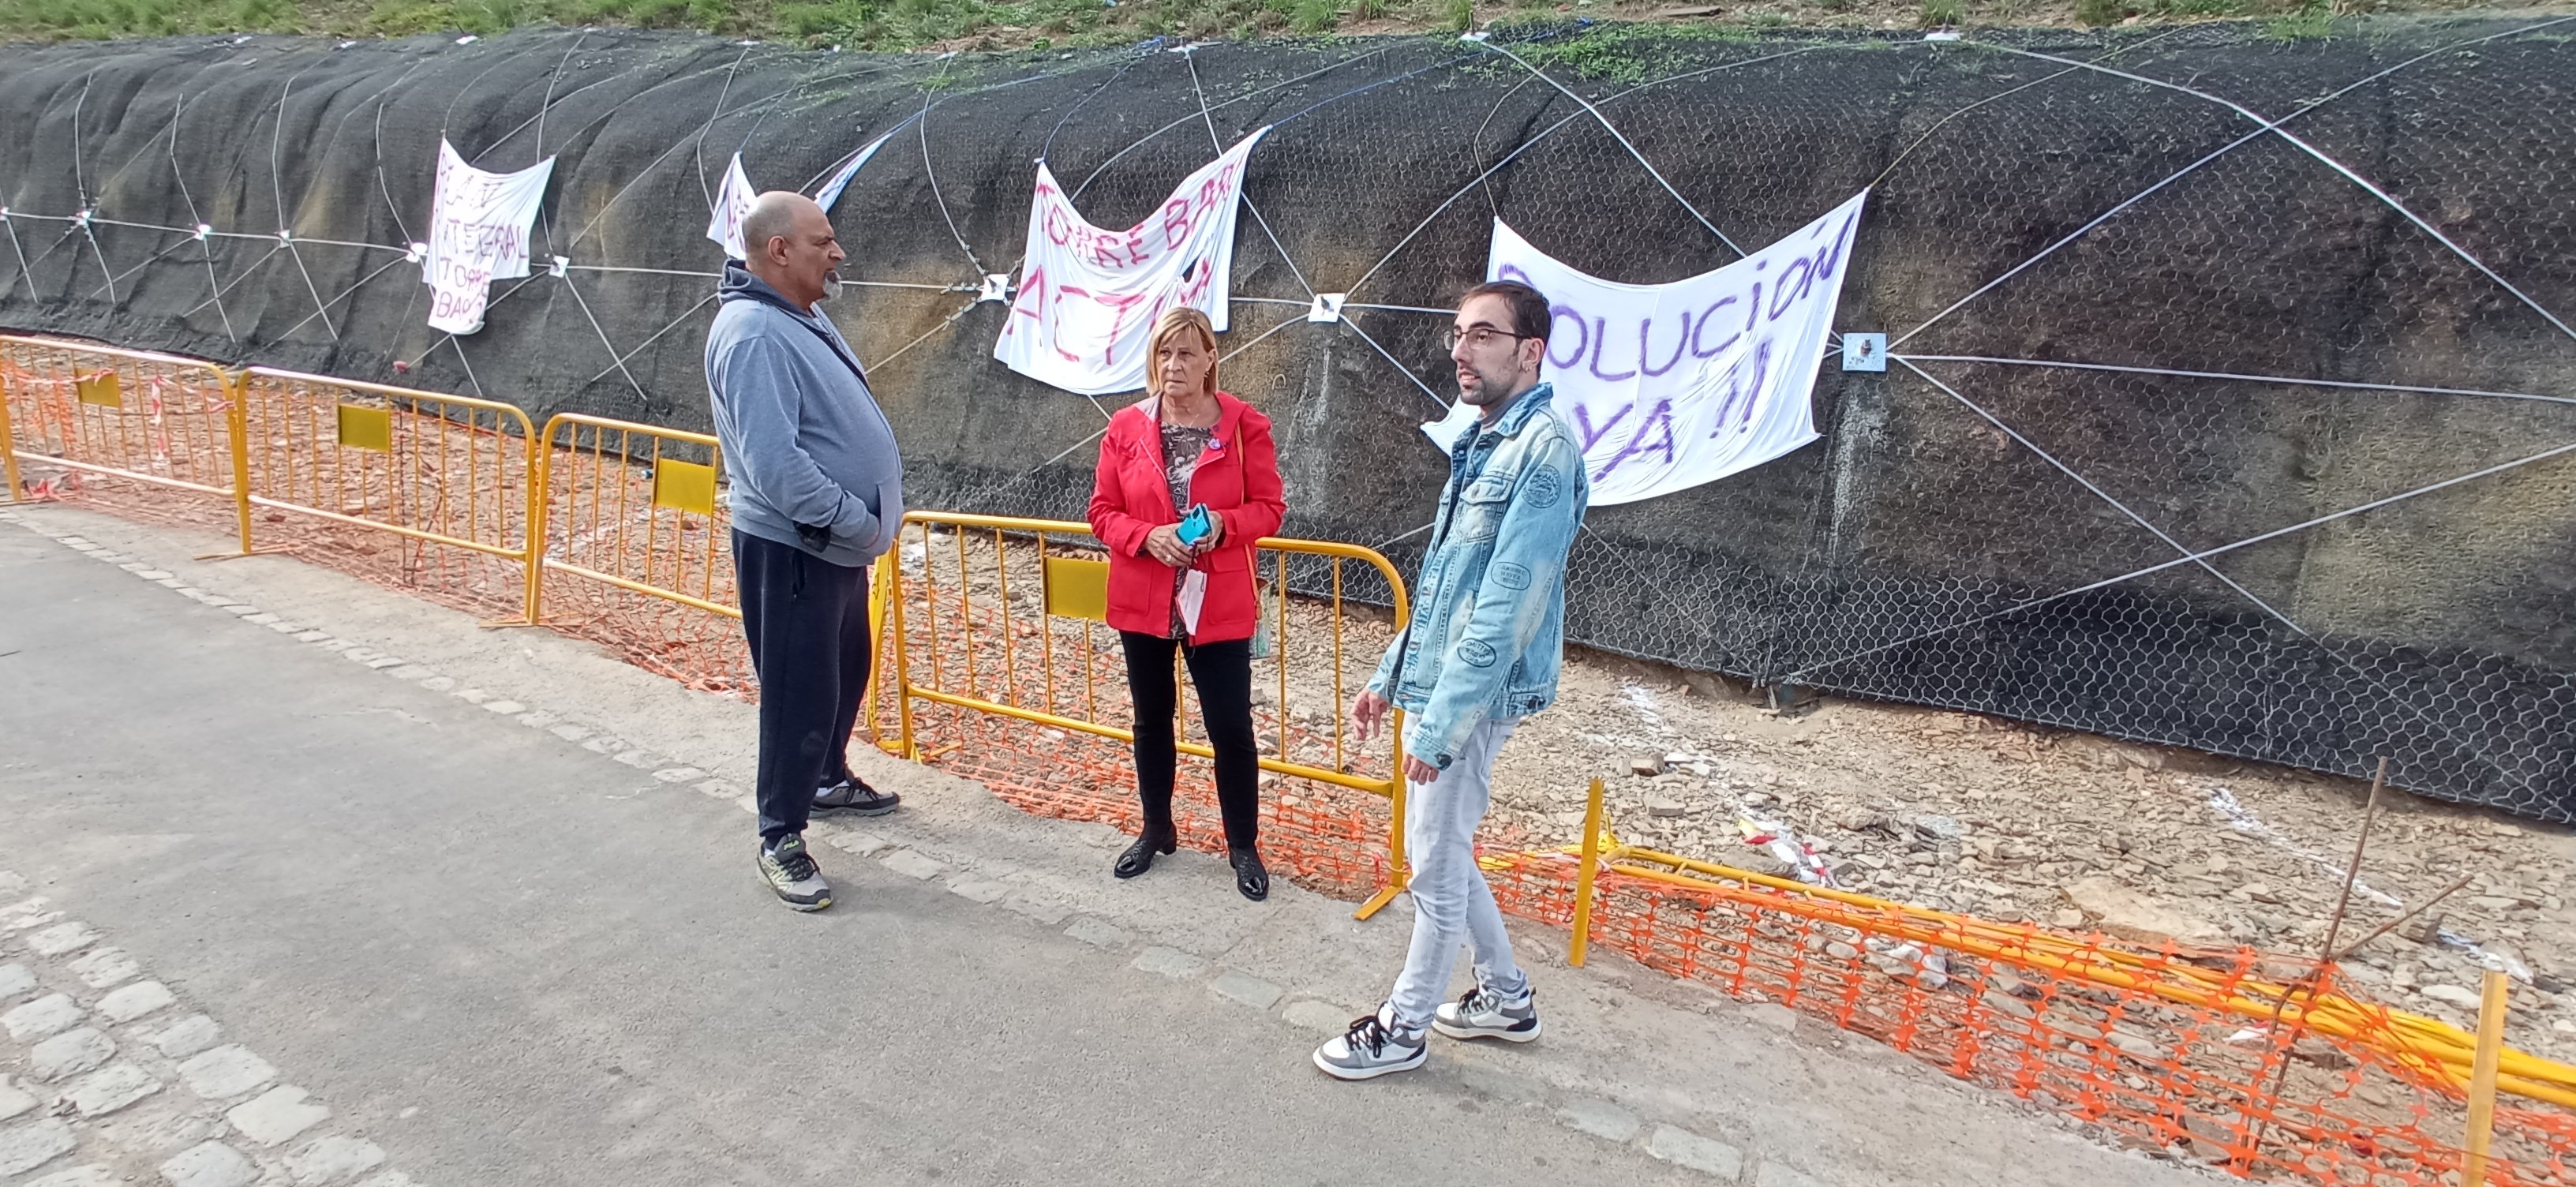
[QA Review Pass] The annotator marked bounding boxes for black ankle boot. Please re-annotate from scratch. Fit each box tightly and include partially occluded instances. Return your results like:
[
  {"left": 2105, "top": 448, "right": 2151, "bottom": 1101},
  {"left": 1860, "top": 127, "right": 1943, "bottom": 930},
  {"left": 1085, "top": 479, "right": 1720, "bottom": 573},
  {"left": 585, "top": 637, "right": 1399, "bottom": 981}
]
[
  {"left": 1114, "top": 826, "right": 1178, "bottom": 879},
  {"left": 1230, "top": 848, "right": 1269, "bottom": 901}
]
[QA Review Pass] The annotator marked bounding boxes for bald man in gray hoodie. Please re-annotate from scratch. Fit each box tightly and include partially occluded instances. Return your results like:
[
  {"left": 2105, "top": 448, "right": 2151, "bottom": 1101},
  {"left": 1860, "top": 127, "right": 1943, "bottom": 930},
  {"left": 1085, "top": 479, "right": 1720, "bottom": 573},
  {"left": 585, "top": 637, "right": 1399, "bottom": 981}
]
[{"left": 706, "top": 191, "right": 905, "bottom": 912}]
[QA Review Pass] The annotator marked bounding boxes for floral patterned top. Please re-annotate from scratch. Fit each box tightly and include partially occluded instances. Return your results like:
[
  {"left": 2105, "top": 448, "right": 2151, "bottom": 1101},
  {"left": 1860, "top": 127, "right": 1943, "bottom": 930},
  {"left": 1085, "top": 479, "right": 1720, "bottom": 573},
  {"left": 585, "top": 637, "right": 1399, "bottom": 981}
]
[{"left": 1159, "top": 421, "right": 1215, "bottom": 638}]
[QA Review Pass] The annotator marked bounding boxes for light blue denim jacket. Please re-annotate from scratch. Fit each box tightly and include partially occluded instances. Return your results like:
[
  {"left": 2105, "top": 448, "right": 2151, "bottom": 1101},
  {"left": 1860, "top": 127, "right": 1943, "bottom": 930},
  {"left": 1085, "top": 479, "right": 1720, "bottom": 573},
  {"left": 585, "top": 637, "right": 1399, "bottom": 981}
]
[{"left": 1367, "top": 382, "right": 1590, "bottom": 771}]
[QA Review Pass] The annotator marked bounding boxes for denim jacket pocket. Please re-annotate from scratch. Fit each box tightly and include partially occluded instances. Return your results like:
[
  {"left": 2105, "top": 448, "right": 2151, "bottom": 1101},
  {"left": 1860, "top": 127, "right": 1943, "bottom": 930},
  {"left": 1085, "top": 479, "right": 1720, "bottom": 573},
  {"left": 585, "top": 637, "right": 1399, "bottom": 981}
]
[{"left": 1455, "top": 474, "right": 1514, "bottom": 542}]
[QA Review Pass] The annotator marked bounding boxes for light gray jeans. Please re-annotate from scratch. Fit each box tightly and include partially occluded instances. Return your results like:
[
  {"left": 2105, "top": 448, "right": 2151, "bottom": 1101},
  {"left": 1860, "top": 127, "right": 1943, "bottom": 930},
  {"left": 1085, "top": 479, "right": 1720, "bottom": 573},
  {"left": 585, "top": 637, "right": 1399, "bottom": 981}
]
[{"left": 1385, "top": 716, "right": 1530, "bottom": 1034}]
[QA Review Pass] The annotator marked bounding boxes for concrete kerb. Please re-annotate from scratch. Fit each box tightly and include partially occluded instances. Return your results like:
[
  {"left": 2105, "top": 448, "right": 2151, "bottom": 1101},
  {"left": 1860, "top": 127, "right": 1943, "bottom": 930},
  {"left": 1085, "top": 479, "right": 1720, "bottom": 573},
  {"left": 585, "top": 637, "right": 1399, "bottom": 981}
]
[{"left": 0, "top": 505, "right": 2202, "bottom": 1187}]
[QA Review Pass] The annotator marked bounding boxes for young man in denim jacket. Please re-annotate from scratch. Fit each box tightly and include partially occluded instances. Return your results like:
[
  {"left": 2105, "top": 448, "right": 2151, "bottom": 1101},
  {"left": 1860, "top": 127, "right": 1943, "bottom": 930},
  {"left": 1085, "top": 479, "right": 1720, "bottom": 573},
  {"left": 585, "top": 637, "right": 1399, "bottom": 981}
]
[{"left": 1316, "top": 280, "right": 1590, "bottom": 1080}]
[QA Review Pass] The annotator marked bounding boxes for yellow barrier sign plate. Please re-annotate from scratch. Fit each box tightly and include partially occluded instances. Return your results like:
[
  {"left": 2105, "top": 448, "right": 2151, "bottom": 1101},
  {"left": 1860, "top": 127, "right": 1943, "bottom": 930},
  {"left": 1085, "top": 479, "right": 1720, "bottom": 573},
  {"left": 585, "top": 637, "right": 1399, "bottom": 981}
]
[
  {"left": 653, "top": 459, "right": 717, "bottom": 515},
  {"left": 74, "top": 371, "right": 122, "bottom": 408},
  {"left": 1043, "top": 556, "right": 1110, "bottom": 623},
  {"left": 336, "top": 403, "right": 392, "bottom": 451}
]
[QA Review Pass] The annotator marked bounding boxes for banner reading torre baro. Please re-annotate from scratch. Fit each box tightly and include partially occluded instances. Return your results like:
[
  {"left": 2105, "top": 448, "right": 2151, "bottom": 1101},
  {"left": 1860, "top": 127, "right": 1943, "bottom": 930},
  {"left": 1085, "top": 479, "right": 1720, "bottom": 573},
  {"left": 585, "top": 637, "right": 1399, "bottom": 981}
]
[{"left": 994, "top": 127, "right": 1270, "bottom": 396}]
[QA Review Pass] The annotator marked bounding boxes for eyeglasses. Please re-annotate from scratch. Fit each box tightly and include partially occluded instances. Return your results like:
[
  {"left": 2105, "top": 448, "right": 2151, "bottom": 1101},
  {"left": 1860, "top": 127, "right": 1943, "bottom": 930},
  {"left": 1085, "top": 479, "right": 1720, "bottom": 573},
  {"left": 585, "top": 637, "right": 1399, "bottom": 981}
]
[{"left": 1442, "top": 325, "right": 1535, "bottom": 352}]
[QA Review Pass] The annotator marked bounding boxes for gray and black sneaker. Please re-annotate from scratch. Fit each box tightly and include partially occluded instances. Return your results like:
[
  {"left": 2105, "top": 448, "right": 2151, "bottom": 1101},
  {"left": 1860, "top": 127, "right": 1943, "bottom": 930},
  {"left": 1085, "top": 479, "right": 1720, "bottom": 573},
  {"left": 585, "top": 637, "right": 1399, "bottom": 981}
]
[
  {"left": 1312, "top": 1006, "right": 1428, "bottom": 1080},
  {"left": 758, "top": 834, "right": 832, "bottom": 912},
  {"left": 813, "top": 776, "right": 900, "bottom": 817},
  {"left": 1433, "top": 983, "right": 1541, "bottom": 1043}
]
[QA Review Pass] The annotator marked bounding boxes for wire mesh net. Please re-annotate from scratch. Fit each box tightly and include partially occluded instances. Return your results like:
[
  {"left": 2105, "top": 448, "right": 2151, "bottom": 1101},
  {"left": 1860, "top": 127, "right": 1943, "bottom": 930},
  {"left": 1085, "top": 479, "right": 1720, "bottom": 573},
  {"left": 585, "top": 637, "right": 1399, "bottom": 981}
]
[{"left": 6, "top": 24, "right": 2574, "bottom": 817}]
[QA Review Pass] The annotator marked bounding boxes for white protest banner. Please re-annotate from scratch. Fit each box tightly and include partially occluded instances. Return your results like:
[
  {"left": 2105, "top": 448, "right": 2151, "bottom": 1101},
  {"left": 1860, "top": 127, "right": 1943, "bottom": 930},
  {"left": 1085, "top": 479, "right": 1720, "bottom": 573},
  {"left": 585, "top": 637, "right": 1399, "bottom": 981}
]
[
  {"left": 1423, "top": 190, "right": 1867, "bottom": 505},
  {"left": 423, "top": 140, "right": 554, "bottom": 335},
  {"left": 707, "top": 154, "right": 756, "bottom": 260},
  {"left": 994, "top": 126, "right": 1270, "bottom": 396},
  {"left": 813, "top": 129, "right": 897, "bottom": 212}
]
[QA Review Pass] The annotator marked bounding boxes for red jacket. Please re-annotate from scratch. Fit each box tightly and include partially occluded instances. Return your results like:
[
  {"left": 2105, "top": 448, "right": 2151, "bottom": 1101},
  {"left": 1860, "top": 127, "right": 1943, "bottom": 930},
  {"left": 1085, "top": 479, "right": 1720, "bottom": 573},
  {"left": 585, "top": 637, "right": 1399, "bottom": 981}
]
[{"left": 1088, "top": 391, "right": 1287, "bottom": 644}]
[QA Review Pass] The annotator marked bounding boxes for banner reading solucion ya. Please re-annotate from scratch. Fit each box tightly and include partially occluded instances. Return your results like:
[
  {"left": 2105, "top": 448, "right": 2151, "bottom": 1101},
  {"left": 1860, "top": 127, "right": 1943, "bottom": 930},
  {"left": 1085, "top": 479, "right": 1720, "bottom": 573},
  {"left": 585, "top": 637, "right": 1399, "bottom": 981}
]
[
  {"left": 994, "top": 127, "right": 1270, "bottom": 396},
  {"left": 1424, "top": 191, "right": 1866, "bottom": 506},
  {"left": 424, "top": 140, "right": 555, "bottom": 335}
]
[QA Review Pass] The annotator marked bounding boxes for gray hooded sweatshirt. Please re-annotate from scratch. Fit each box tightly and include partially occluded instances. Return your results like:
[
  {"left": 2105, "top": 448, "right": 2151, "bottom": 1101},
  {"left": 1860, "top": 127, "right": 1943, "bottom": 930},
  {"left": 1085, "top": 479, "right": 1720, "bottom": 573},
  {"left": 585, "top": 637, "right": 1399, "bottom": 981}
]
[{"left": 705, "top": 261, "right": 904, "bottom": 567}]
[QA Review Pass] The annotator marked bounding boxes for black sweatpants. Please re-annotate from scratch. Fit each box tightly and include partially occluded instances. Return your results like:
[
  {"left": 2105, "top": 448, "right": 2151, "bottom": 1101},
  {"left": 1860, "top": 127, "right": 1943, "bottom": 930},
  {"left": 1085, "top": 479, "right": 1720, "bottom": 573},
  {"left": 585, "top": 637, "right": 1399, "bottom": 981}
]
[
  {"left": 736, "top": 530, "right": 872, "bottom": 846},
  {"left": 1119, "top": 631, "right": 1260, "bottom": 854}
]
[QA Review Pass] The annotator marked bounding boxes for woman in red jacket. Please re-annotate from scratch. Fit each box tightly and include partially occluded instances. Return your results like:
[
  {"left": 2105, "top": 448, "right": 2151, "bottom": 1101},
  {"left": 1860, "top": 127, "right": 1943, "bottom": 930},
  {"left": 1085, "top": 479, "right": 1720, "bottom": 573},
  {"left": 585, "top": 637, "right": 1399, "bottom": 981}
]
[{"left": 1088, "top": 307, "right": 1288, "bottom": 901}]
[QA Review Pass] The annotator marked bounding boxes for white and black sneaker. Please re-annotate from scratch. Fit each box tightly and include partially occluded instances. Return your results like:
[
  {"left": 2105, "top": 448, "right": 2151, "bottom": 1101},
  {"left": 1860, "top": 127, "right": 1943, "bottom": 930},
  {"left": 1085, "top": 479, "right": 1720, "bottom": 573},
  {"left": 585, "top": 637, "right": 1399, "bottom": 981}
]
[
  {"left": 1433, "top": 983, "right": 1541, "bottom": 1043},
  {"left": 1312, "top": 1006, "right": 1428, "bottom": 1080},
  {"left": 813, "top": 776, "right": 900, "bottom": 817},
  {"left": 758, "top": 834, "right": 832, "bottom": 912}
]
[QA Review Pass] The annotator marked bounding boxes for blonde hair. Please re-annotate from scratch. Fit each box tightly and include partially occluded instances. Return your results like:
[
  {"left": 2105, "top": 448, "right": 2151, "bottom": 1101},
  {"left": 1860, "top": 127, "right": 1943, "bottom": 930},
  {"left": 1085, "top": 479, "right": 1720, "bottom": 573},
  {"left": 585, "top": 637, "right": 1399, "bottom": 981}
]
[{"left": 1145, "top": 305, "right": 1220, "bottom": 401}]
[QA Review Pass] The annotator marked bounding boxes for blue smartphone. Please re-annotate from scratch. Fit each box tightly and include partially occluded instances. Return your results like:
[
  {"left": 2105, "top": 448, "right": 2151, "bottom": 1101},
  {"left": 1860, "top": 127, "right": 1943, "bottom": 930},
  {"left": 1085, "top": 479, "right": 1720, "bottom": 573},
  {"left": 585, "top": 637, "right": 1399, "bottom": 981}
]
[{"left": 1174, "top": 504, "right": 1215, "bottom": 547}]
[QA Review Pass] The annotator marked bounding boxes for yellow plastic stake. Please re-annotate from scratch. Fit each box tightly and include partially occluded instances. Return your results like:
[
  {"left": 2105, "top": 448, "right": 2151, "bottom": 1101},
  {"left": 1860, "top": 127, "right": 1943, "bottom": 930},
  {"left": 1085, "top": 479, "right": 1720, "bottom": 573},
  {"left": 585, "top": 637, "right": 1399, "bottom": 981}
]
[
  {"left": 227, "top": 371, "right": 254, "bottom": 554},
  {"left": 2463, "top": 967, "right": 2511, "bottom": 1187},
  {"left": 0, "top": 363, "right": 21, "bottom": 503},
  {"left": 886, "top": 531, "right": 919, "bottom": 762},
  {"left": 1571, "top": 777, "right": 1605, "bottom": 968},
  {"left": 524, "top": 426, "right": 551, "bottom": 625},
  {"left": 1356, "top": 706, "right": 1412, "bottom": 922},
  {"left": 863, "top": 552, "right": 896, "bottom": 750}
]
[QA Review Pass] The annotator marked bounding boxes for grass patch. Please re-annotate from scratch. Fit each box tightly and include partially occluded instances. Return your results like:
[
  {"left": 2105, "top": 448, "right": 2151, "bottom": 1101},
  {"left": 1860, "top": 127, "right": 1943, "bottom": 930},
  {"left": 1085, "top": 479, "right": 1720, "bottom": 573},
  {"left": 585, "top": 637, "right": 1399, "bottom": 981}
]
[
  {"left": 2260, "top": 0, "right": 2330, "bottom": 38},
  {"left": 2, "top": 0, "right": 303, "bottom": 38},
  {"left": 0, "top": 0, "right": 1163, "bottom": 46},
  {"left": 0, "top": 0, "right": 2379, "bottom": 53},
  {"left": 1510, "top": 20, "right": 1758, "bottom": 81}
]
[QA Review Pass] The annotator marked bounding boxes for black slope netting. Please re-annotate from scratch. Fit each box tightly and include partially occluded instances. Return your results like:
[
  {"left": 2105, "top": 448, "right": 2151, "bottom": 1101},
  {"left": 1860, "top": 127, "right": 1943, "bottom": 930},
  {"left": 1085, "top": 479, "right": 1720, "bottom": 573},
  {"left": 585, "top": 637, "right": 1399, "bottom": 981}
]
[{"left": 3, "top": 21, "right": 2574, "bottom": 816}]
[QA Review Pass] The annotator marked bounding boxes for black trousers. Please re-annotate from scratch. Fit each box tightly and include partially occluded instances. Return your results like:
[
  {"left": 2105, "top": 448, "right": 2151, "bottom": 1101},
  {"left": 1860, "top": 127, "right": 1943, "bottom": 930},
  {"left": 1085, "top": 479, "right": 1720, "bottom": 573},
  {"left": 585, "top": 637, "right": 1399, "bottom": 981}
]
[
  {"left": 736, "top": 530, "right": 872, "bottom": 845},
  {"left": 1119, "top": 631, "right": 1260, "bottom": 853}
]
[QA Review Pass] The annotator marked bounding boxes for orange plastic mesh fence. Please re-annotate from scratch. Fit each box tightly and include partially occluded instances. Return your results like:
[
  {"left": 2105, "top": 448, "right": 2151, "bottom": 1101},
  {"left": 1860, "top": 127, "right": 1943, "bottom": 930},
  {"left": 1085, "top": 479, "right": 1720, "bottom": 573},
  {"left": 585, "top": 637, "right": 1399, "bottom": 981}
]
[
  {"left": 1484, "top": 846, "right": 2576, "bottom": 1185},
  {"left": 2, "top": 335, "right": 240, "bottom": 500}
]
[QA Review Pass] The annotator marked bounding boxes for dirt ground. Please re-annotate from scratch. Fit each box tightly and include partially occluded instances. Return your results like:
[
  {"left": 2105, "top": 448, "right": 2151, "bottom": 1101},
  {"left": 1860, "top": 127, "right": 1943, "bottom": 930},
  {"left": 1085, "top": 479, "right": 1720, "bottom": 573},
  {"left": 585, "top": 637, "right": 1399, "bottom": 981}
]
[{"left": 1478, "top": 643, "right": 2576, "bottom": 1059}]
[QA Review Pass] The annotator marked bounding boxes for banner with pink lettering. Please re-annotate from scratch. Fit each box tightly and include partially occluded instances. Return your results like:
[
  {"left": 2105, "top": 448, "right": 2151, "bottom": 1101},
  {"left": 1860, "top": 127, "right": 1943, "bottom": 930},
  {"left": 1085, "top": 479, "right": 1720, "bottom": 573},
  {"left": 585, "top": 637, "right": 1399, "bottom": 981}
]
[
  {"left": 423, "top": 140, "right": 555, "bottom": 335},
  {"left": 1423, "top": 190, "right": 1866, "bottom": 506},
  {"left": 994, "top": 126, "right": 1270, "bottom": 395}
]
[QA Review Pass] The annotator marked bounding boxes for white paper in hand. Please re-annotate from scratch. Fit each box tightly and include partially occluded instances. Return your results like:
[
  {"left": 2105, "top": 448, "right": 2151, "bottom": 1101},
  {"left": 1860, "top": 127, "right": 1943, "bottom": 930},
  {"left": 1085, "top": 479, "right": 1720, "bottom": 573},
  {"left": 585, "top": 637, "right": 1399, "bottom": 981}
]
[{"left": 1178, "top": 570, "right": 1208, "bottom": 636}]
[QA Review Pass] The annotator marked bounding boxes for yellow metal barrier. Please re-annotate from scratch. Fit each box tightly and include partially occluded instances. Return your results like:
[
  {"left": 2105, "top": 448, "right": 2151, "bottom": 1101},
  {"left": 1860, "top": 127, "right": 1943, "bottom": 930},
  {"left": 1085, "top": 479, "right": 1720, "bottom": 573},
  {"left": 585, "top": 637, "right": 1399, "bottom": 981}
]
[
  {"left": 527, "top": 412, "right": 900, "bottom": 713},
  {"left": 238, "top": 368, "right": 536, "bottom": 595},
  {"left": 0, "top": 335, "right": 253, "bottom": 549},
  {"left": 531, "top": 414, "right": 736, "bottom": 622},
  {"left": 885, "top": 510, "right": 1415, "bottom": 917},
  {"left": 0, "top": 361, "right": 13, "bottom": 504}
]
